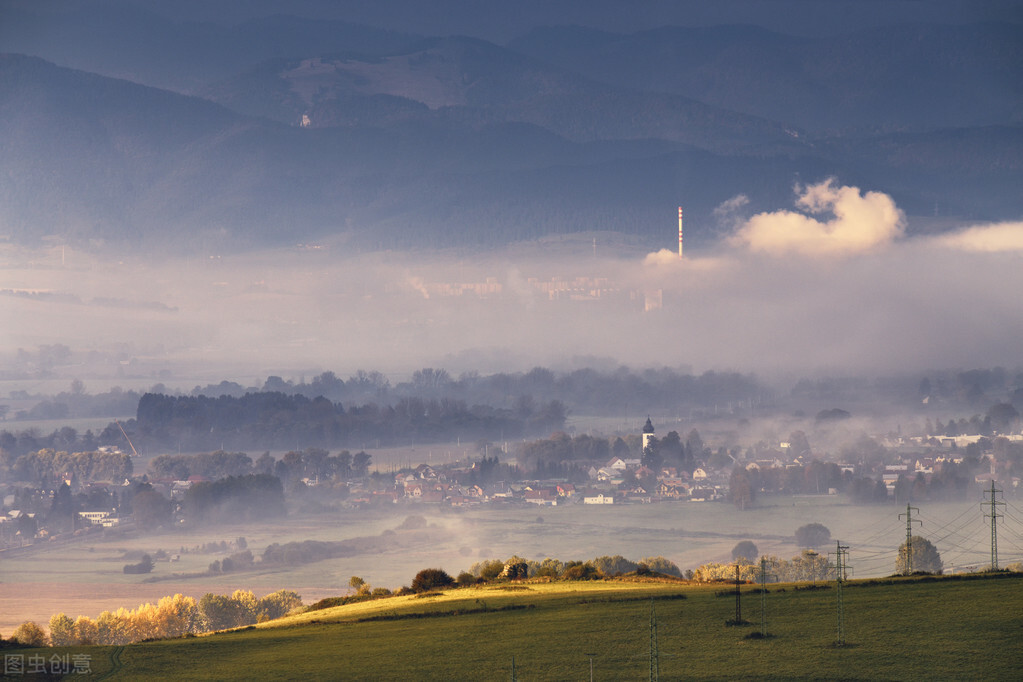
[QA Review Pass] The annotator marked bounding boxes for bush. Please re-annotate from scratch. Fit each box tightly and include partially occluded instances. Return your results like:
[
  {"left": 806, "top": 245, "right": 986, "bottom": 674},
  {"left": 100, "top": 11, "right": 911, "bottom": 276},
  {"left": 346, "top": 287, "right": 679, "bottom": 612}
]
[
  {"left": 124, "top": 554, "right": 155, "bottom": 574},
  {"left": 456, "top": 571, "right": 477, "bottom": 587},
  {"left": 411, "top": 568, "right": 454, "bottom": 592},
  {"left": 563, "top": 562, "right": 602, "bottom": 580}
]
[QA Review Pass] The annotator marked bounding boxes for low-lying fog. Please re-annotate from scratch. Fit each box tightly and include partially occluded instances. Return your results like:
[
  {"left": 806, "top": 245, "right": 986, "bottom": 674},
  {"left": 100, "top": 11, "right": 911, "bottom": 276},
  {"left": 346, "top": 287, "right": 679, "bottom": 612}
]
[{"left": 2, "top": 181, "right": 1022, "bottom": 383}]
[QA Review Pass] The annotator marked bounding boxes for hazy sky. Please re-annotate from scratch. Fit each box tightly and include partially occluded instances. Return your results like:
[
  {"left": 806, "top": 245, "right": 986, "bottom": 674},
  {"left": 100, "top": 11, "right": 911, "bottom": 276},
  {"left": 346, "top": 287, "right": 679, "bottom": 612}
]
[{"left": 3, "top": 182, "right": 1021, "bottom": 383}]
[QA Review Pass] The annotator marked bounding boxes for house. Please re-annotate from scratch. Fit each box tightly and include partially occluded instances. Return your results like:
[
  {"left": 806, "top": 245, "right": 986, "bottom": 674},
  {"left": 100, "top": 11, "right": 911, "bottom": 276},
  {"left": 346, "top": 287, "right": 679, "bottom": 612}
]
[
  {"left": 583, "top": 493, "right": 614, "bottom": 504},
  {"left": 633, "top": 465, "right": 656, "bottom": 480},
  {"left": 523, "top": 489, "right": 558, "bottom": 506},
  {"left": 78, "top": 510, "right": 120, "bottom": 527},
  {"left": 658, "top": 481, "right": 686, "bottom": 499},
  {"left": 692, "top": 468, "right": 709, "bottom": 481}
]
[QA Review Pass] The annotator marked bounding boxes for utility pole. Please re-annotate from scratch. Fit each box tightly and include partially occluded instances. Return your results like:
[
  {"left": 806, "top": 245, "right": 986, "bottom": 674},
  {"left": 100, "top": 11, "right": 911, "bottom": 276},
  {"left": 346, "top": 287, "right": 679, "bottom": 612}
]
[
  {"left": 805, "top": 550, "right": 818, "bottom": 587},
  {"left": 586, "top": 653, "right": 597, "bottom": 682},
  {"left": 899, "top": 503, "right": 921, "bottom": 575},
  {"left": 982, "top": 480, "right": 1005, "bottom": 570},
  {"left": 649, "top": 600, "right": 659, "bottom": 682},
  {"left": 833, "top": 541, "right": 849, "bottom": 646},
  {"left": 734, "top": 563, "right": 743, "bottom": 624},
  {"left": 759, "top": 557, "right": 776, "bottom": 637},
  {"left": 510, "top": 655, "right": 516, "bottom": 682}
]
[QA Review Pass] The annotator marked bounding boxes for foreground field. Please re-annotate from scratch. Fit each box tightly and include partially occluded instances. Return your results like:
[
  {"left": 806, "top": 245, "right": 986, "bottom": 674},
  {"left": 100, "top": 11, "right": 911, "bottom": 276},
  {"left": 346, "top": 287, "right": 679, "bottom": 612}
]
[
  {"left": 0, "top": 495, "right": 1001, "bottom": 635},
  {"left": 22, "top": 573, "right": 1023, "bottom": 680}
]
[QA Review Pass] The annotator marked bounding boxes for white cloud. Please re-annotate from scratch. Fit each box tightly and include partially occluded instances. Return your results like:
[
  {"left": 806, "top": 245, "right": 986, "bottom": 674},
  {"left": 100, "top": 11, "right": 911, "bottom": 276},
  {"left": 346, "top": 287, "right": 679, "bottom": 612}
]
[
  {"left": 733, "top": 179, "right": 904, "bottom": 257},
  {"left": 642, "top": 248, "right": 680, "bottom": 266},
  {"left": 713, "top": 194, "right": 750, "bottom": 219},
  {"left": 930, "top": 221, "right": 1023, "bottom": 253}
]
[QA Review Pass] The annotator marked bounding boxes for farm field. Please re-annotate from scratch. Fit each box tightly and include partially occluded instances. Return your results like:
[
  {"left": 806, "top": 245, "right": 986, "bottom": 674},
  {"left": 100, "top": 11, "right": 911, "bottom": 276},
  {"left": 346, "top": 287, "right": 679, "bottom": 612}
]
[
  {"left": 0, "top": 495, "right": 1002, "bottom": 636},
  {"left": 17, "top": 573, "right": 1023, "bottom": 680}
]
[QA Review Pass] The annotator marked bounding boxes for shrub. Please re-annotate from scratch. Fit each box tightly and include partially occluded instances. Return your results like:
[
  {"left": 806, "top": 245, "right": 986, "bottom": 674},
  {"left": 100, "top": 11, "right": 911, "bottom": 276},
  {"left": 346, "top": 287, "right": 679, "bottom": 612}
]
[{"left": 411, "top": 568, "right": 454, "bottom": 592}]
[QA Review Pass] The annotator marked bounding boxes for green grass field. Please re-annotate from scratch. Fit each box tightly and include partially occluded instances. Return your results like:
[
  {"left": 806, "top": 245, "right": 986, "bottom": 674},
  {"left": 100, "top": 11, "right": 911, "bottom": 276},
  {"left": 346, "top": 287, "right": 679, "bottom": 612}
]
[{"left": 17, "top": 572, "right": 1023, "bottom": 680}]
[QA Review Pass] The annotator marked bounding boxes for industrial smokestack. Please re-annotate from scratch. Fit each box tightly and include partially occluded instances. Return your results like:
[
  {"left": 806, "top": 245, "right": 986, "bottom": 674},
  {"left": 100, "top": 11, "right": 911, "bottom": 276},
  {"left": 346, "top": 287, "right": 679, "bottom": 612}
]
[{"left": 678, "top": 206, "right": 684, "bottom": 259}]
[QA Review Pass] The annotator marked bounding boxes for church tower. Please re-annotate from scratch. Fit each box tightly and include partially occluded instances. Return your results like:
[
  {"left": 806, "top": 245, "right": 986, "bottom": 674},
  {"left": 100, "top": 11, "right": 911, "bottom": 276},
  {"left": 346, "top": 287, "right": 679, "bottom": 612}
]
[{"left": 642, "top": 417, "right": 655, "bottom": 450}]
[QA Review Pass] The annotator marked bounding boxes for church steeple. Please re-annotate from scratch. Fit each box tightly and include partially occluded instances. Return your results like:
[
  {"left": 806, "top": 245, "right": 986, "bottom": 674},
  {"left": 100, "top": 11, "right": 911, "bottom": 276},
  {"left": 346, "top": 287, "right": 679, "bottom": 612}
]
[{"left": 642, "top": 417, "right": 655, "bottom": 434}]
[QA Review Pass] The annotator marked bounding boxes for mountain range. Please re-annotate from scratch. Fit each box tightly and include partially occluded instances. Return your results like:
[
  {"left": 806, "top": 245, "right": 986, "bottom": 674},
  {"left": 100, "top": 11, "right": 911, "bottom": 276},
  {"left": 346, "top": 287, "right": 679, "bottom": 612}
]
[{"left": 1, "top": 1, "right": 1020, "bottom": 253}]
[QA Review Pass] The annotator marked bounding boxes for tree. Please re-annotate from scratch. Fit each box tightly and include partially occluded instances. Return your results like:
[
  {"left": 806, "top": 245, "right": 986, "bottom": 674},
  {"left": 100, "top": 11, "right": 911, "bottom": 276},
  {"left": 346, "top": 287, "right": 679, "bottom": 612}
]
[
  {"left": 411, "top": 568, "right": 454, "bottom": 592},
  {"left": 257, "top": 590, "right": 302, "bottom": 621},
  {"left": 987, "top": 402, "right": 1020, "bottom": 433},
  {"left": 896, "top": 536, "right": 943, "bottom": 575},
  {"left": 352, "top": 451, "right": 372, "bottom": 478},
  {"left": 534, "top": 557, "right": 564, "bottom": 578},
  {"left": 73, "top": 615, "right": 98, "bottom": 645},
  {"left": 198, "top": 593, "right": 249, "bottom": 631},
  {"left": 49, "top": 613, "right": 76, "bottom": 646},
  {"left": 732, "top": 540, "right": 759, "bottom": 562},
  {"left": 11, "top": 621, "right": 49, "bottom": 647},
  {"left": 132, "top": 489, "right": 172, "bottom": 530},
  {"left": 795, "top": 523, "right": 831, "bottom": 549},
  {"left": 639, "top": 556, "right": 682, "bottom": 577},
  {"left": 641, "top": 436, "right": 662, "bottom": 471},
  {"left": 730, "top": 467, "right": 755, "bottom": 510}
]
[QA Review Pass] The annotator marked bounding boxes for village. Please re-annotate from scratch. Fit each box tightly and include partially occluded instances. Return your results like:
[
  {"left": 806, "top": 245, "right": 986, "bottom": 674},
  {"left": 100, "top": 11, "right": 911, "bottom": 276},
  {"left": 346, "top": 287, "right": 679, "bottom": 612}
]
[{"left": 2, "top": 415, "right": 1020, "bottom": 547}]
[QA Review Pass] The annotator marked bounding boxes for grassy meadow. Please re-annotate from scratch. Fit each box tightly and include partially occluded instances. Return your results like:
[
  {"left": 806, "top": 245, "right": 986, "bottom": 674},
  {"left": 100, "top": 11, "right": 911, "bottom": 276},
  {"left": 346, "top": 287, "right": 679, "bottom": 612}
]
[
  {"left": 15, "top": 573, "right": 1023, "bottom": 680},
  {"left": 0, "top": 495, "right": 1000, "bottom": 635}
]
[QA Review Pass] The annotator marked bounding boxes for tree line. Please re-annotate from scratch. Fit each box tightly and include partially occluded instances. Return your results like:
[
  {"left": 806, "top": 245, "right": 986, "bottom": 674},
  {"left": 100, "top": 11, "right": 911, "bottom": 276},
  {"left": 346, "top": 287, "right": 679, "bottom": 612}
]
[
  {"left": 180, "top": 366, "right": 765, "bottom": 416},
  {"left": 6, "top": 590, "right": 303, "bottom": 648},
  {"left": 132, "top": 391, "right": 566, "bottom": 452}
]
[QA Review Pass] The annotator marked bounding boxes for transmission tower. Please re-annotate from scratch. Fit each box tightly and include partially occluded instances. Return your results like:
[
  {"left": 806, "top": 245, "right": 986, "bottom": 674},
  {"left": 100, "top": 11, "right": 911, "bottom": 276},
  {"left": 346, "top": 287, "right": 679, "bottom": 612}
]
[
  {"left": 833, "top": 541, "right": 849, "bottom": 646},
  {"left": 899, "top": 503, "right": 921, "bottom": 574},
  {"left": 982, "top": 480, "right": 1005, "bottom": 570}
]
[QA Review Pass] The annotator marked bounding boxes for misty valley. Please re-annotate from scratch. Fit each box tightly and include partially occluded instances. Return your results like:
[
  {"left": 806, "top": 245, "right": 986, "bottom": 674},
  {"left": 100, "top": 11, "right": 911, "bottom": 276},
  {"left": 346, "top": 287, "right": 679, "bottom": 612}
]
[
  {"left": 1, "top": 362, "right": 1022, "bottom": 646},
  {"left": 2, "top": 0, "right": 1022, "bottom": 677}
]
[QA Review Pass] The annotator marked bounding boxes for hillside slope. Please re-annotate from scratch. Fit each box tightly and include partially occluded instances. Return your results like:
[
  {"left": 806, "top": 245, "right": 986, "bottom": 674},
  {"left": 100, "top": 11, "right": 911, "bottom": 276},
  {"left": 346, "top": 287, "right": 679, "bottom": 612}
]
[{"left": 28, "top": 574, "right": 1023, "bottom": 679}]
